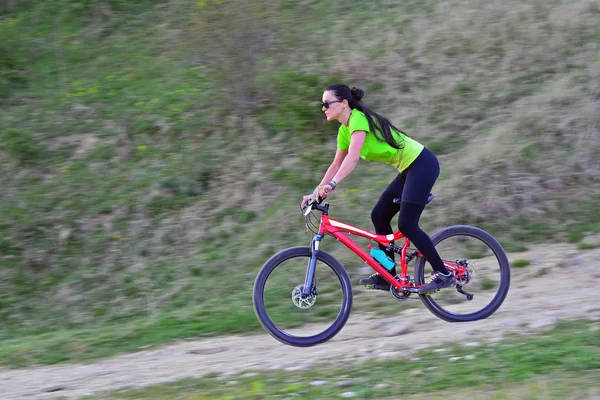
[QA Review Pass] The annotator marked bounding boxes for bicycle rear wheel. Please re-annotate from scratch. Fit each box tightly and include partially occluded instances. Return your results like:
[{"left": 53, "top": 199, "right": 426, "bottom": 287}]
[
  {"left": 415, "top": 225, "right": 510, "bottom": 322},
  {"left": 253, "top": 246, "right": 353, "bottom": 347}
]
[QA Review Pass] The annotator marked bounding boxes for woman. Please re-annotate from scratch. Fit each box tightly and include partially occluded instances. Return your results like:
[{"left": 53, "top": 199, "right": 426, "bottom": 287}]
[{"left": 302, "top": 83, "right": 454, "bottom": 294}]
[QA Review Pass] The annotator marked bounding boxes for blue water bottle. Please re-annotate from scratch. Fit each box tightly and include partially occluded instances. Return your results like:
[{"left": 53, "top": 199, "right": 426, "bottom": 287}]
[{"left": 368, "top": 244, "right": 397, "bottom": 271}]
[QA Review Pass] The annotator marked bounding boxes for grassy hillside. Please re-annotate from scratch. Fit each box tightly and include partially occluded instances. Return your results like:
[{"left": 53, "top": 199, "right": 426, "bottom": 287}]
[{"left": 0, "top": 0, "right": 599, "bottom": 352}]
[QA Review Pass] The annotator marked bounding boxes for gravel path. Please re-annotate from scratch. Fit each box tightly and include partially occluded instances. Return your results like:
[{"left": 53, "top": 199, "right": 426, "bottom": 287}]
[{"left": 2, "top": 242, "right": 600, "bottom": 399}]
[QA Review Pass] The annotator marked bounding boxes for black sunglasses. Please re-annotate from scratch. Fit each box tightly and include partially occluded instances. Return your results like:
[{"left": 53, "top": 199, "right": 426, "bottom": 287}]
[{"left": 321, "top": 100, "right": 343, "bottom": 109}]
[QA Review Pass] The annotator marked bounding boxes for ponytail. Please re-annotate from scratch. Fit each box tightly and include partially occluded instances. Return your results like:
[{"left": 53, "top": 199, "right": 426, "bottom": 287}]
[{"left": 326, "top": 84, "right": 405, "bottom": 149}]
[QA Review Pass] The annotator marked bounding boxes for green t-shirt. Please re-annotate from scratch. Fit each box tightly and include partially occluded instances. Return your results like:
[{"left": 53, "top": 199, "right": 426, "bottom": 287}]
[{"left": 337, "top": 109, "right": 424, "bottom": 172}]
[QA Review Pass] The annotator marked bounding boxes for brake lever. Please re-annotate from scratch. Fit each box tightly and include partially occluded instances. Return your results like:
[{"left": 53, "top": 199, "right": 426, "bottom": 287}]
[
  {"left": 303, "top": 199, "right": 315, "bottom": 216},
  {"left": 302, "top": 194, "right": 324, "bottom": 216}
]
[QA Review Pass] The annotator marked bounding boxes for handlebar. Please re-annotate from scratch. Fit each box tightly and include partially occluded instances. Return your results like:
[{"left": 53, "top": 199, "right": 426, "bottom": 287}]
[{"left": 302, "top": 197, "right": 329, "bottom": 216}]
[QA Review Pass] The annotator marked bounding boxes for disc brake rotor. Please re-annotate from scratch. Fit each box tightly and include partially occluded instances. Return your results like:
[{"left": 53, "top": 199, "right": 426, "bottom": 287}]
[
  {"left": 292, "top": 284, "right": 317, "bottom": 309},
  {"left": 456, "top": 261, "right": 475, "bottom": 286}
]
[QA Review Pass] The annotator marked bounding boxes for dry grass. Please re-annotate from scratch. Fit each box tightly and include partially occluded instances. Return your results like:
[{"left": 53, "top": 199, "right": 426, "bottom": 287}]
[{"left": 315, "top": 0, "right": 600, "bottom": 226}]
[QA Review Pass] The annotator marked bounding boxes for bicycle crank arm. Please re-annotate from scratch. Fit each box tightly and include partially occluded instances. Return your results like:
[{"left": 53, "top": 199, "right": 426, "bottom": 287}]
[{"left": 456, "top": 285, "right": 474, "bottom": 301}]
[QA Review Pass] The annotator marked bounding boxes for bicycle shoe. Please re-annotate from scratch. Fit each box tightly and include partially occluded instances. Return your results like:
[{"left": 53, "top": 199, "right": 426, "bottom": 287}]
[
  {"left": 359, "top": 273, "right": 391, "bottom": 291},
  {"left": 417, "top": 272, "right": 456, "bottom": 294}
]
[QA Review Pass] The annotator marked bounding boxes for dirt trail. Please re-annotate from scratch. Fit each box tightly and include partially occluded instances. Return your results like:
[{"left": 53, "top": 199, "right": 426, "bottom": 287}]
[{"left": 2, "top": 243, "right": 600, "bottom": 399}]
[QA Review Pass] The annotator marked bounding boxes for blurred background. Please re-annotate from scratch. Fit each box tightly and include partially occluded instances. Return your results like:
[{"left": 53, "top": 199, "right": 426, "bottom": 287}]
[{"left": 0, "top": 0, "right": 599, "bottom": 396}]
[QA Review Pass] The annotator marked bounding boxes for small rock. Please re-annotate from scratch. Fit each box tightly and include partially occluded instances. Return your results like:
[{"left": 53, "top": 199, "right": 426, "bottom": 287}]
[
  {"left": 67, "top": 105, "right": 94, "bottom": 117},
  {"left": 426, "top": 366, "right": 437, "bottom": 370},
  {"left": 336, "top": 380, "right": 354, "bottom": 388},
  {"left": 218, "top": 371, "right": 236, "bottom": 379},
  {"left": 285, "top": 365, "right": 309, "bottom": 372},
  {"left": 569, "top": 258, "right": 583, "bottom": 266},
  {"left": 529, "top": 317, "right": 557, "bottom": 329},
  {"left": 375, "top": 317, "right": 400, "bottom": 328},
  {"left": 588, "top": 311, "right": 600, "bottom": 320},
  {"left": 310, "top": 380, "right": 327, "bottom": 387},
  {"left": 340, "top": 392, "right": 358, "bottom": 398},
  {"left": 226, "top": 380, "right": 238, "bottom": 386},
  {"left": 448, "top": 356, "right": 461, "bottom": 362},
  {"left": 503, "top": 318, "right": 523, "bottom": 327},
  {"left": 586, "top": 268, "right": 600, "bottom": 278},
  {"left": 543, "top": 178, "right": 564, "bottom": 191},
  {"left": 59, "top": 228, "right": 71, "bottom": 241},
  {"left": 385, "top": 323, "right": 412, "bottom": 336},
  {"left": 433, "top": 348, "right": 448, "bottom": 353},
  {"left": 581, "top": 234, "right": 600, "bottom": 247},
  {"left": 44, "top": 385, "right": 67, "bottom": 393},
  {"left": 463, "top": 341, "right": 480, "bottom": 347},
  {"left": 465, "top": 354, "right": 476, "bottom": 360},
  {"left": 241, "top": 372, "right": 258, "bottom": 378},
  {"left": 403, "top": 308, "right": 419, "bottom": 315},
  {"left": 410, "top": 370, "right": 424, "bottom": 377},
  {"left": 116, "top": 147, "right": 130, "bottom": 161},
  {"left": 377, "top": 352, "right": 400, "bottom": 361},
  {"left": 374, "top": 383, "right": 390, "bottom": 389}
]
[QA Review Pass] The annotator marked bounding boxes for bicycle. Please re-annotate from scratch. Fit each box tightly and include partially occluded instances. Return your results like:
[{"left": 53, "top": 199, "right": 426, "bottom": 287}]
[{"left": 253, "top": 195, "right": 510, "bottom": 347}]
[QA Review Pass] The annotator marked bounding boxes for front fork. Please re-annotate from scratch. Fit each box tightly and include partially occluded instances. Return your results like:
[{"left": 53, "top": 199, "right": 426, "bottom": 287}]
[{"left": 302, "top": 233, "right": 323, "bottom": 297}]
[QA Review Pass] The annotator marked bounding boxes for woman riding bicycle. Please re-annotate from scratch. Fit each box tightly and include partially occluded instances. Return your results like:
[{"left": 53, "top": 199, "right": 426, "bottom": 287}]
[{"left": 302, "top": 84, "right": 453, "bottom": 294}]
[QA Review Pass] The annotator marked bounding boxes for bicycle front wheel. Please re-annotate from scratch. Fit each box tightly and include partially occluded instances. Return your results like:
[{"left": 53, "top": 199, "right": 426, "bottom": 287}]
[
  {"left": 253, "top": 246, "right": 353, "bottom": 347},
  {"left": 415, "top": 225, "right": 510, "bottom": 322}
]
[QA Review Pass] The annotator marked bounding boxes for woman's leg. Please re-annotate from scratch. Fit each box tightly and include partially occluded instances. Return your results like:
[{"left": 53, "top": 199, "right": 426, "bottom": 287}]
[
  {"left": 398, "top": 147, "right": 447, "bottom": 274},
  {"left": 397, "top": 202, "right": 448, "bottom": 274},
  {"left": 360, "top": 174, "right": 404, "bottom": 289},
  {"left": 370, "top": 173, "right": 404, "bottom": 268},
  {"left": 400, "top": 148, "right": 456, "bottom": 292}
]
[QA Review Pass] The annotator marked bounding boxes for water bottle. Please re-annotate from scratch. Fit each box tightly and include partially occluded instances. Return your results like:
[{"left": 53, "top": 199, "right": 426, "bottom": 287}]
[{"left": 368, "top": 244, "right": 396, "bottom": 271}]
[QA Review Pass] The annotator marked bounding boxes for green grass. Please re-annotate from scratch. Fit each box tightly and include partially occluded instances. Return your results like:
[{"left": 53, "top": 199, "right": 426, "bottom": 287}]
[
  {"left": 511, "top": 259, "right": 532, "bottom": 268},
  {"left": 0, "top": 303, "right": 261, "bottom": 367},
  {"left": 84, "top": 320, "right": 600, "bottom": 399},
  {"left": 0, "top": 0, "right": 599, "bottom": 361}
]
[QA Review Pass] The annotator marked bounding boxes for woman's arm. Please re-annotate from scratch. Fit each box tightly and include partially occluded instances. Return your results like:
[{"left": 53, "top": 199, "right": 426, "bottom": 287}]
[
  {"left": 330, "top": 130, "right": 365, "bottom": 185},
  {"left": 317, "top": 131, "right": 366, "bottom": 198},
  {"left": 318, "top": 149, "right": 348, "bottom": 186},
  {"left": 302, "top": 149, "right": 348, "bottom": 207}
]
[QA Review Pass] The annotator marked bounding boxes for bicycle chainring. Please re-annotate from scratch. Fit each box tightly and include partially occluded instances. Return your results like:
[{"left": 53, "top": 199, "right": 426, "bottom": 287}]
[{"left": 390, "top": 284, "right": 411, "bottom": 301}]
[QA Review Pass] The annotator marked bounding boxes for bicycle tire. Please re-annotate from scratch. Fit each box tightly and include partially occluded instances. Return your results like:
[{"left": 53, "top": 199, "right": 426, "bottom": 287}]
[
  {"left": 415, "top": 225, "right": 510, "bottom": 322},
  {"left": 253, "top": 246, "right": 353, "bottom": 347}
]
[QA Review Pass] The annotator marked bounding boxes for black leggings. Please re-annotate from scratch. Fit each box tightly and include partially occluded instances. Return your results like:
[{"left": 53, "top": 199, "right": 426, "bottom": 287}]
[{"left": 370, "top": 148, "right": 448, "bottom": 275}]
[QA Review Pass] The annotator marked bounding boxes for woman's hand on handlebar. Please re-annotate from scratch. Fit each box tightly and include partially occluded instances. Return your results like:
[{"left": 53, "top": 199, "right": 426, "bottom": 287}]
[
  {"left": 301, "top": 194, "right": 316, "bottom": 209},
  {"left": 317, "top": 184, "right": 334, "bottom": 200},
  {"left": 301, "top": 184, "right": 334, "bottom": 208}
]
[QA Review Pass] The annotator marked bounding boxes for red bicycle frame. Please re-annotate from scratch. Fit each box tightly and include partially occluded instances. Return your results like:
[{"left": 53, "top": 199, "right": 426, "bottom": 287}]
[{"left": 317, "top": 213, "right": 466, "bottom": 291}]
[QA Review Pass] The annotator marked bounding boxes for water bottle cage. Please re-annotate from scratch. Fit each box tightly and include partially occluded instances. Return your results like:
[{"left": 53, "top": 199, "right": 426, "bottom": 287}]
[{"left": 386, "top": 244, "right": 403, "bottom": 254}]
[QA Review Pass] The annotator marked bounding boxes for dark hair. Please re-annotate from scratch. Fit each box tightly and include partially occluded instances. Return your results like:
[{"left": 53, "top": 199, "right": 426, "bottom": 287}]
[{"left": 326, "top": 83, "right": 405, "bottom": 149}]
